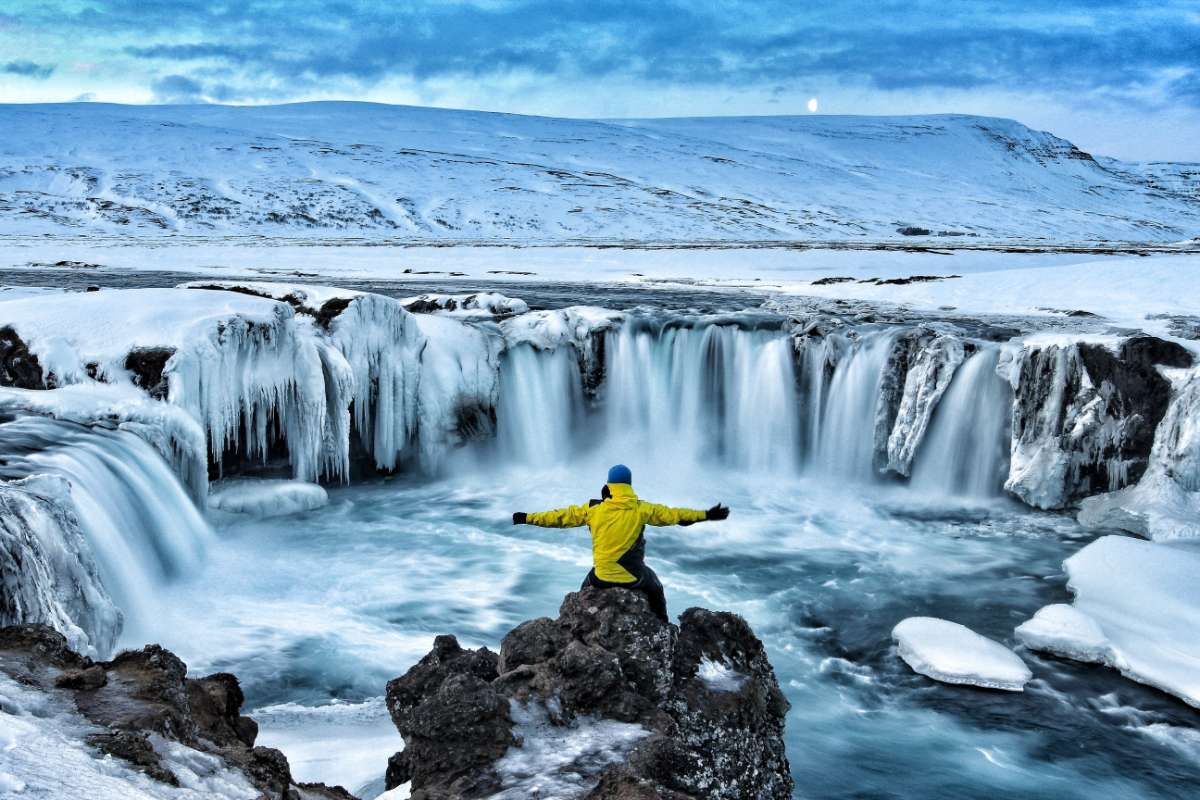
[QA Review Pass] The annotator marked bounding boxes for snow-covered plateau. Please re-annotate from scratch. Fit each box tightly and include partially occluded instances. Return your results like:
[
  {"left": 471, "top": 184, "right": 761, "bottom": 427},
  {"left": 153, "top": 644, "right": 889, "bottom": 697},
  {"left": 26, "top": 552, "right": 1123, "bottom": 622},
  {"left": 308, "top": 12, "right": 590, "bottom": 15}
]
[
  {"left": 0, "top": 102, "right": 1198, "bottom": 243},
  {"left": 1, "top": 102, "right": 1199, "bottom": 800}
]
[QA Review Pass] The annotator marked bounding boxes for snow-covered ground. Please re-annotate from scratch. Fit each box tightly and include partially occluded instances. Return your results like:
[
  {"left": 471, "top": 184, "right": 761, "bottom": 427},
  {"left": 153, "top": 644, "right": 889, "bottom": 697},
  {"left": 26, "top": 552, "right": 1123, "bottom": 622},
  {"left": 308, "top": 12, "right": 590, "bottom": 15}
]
[{"left": 1, "top": 103, "right": 1196, "bottom": 242}]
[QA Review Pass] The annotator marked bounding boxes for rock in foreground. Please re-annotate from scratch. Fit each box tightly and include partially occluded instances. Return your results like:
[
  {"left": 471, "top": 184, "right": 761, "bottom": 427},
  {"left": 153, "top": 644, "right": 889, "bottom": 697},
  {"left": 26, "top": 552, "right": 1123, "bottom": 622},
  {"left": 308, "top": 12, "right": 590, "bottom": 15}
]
[
  {"left": 384, "top": 588, "right": 793, "bottom": 799},
  {"left": 0, "top": 624, "right": 355, "bottom": 800}
]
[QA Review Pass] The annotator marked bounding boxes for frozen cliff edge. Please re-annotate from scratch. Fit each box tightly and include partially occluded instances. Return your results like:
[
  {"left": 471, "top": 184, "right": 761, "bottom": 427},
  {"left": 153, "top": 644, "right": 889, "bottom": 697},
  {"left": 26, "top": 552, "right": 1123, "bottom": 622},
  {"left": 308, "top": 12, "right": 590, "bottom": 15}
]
[
  {"left": 382, "top": 587, "right": 793, "bottom": 800},
  {"left": 0, "top": 624, "right": 358, "bottom": 800}
]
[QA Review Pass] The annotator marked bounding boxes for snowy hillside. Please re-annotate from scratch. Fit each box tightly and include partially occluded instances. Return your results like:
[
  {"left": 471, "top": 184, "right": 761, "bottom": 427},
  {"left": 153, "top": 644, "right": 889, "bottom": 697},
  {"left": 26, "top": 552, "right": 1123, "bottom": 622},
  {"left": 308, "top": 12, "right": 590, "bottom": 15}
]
[{"left": 1, "top": 102, "right": 1197, "bottom": 243}]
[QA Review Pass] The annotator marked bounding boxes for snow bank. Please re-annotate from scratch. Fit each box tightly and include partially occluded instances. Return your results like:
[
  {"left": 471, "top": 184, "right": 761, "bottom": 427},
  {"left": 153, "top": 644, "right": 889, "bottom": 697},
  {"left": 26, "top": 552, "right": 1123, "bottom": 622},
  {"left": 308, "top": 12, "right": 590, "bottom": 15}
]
[
  {"left": 401, "top": 292, "right": 529, "bottom": 317},
  {"left": 207, "top": 479, "right": 328, "bottom": 518},
  {"left": 892, "top": 617, "right": 1032, "bottom": 691},
  {"left": 0, "top": 474, "right": 121, "bottom": 657},
  {"left": 1016, "top": 535, "right": 1200, "bottom": 708}
]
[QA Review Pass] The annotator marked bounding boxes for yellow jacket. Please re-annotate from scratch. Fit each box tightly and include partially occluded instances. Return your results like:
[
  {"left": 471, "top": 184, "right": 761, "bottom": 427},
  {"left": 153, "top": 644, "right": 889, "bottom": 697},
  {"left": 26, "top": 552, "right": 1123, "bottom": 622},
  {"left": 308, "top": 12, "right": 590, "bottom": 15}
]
[{"left": 526, "top": 483, "right": 707, "bottom": 583}]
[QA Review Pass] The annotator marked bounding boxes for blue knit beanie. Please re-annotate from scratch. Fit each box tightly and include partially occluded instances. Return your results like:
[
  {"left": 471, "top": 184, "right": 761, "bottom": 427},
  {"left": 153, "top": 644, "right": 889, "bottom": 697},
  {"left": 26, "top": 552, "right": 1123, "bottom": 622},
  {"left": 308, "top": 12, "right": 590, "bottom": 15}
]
[{"left": 607, "top": 464, "right": 632, "bottom": 485}]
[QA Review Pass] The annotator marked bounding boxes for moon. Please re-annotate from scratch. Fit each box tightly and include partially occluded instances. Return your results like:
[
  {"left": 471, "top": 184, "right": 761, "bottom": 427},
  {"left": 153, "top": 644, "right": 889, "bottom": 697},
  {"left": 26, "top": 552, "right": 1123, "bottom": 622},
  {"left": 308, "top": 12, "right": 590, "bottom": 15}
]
[{"left": 807, "top": 97, "right": 819, "bottom": 113}]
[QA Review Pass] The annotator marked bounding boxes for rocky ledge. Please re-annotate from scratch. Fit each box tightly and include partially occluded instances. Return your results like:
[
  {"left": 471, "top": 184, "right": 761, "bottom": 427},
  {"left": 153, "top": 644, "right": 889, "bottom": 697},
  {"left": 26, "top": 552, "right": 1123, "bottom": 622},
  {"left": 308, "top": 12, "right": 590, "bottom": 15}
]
[
  {"left": 384, "top": 587, "right": 793, "bottom": 799},
  {"left": 0, "top": 624, "right": 355, "bottom": 800}
]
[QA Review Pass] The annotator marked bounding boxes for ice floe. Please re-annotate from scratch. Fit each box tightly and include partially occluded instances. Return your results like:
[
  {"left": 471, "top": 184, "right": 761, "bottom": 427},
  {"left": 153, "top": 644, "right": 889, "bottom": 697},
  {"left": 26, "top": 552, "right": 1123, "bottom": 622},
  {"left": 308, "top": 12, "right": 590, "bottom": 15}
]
[
  {"left": 207, "top": 479, "right": 329, "bottom": 518},
  {"left": 893, "top": 617, "right": 1032, "bottom": 691},
  {"left": 1016, "top": 535, "right": 1200, "bottom": 708}
]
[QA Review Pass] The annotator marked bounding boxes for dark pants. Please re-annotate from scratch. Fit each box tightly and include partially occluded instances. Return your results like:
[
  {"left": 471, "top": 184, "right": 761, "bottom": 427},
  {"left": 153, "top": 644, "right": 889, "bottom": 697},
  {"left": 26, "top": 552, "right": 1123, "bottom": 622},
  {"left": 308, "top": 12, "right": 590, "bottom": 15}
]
[{"left": 581, "top": 566, "right": 669, "bottom": 623}]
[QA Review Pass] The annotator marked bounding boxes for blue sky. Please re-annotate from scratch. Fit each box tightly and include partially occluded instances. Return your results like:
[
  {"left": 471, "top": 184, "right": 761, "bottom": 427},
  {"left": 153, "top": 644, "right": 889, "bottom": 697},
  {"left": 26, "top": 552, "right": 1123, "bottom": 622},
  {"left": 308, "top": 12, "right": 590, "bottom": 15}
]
[{"left": 1, "top": 1, "right": 1197, "bottom": 160}]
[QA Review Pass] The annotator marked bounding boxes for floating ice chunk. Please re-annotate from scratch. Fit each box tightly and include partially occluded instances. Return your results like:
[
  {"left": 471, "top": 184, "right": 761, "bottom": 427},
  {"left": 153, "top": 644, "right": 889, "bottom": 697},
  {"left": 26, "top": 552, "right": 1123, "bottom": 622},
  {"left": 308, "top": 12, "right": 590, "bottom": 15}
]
[
  {"left": 698, "top": 657, "right": 748, "bottom": 692},
  {"left": 1017, "top": 535, "right": 1200, "bottom": 708},
  {"left": 401, "top": 292, "right": 529, "bottom": 317},
  {"left": 491, "top": 700, "right": 650, "bottom": 799},
  {"left": 207, "top": 479, "right": 328, "bottom": 518},
  {"left": 892, "top": 617, "right": 1032, "bottom": 691}
]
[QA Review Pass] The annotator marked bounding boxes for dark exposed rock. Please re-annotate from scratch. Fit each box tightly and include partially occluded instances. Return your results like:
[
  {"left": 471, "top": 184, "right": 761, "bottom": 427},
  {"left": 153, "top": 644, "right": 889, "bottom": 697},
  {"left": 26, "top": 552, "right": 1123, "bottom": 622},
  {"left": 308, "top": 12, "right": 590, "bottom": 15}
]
[
  {"left": 1119, "top": 334, "right": 1194, "bottom": 369},
  {"left": 124, "top": 347, "right": 175, "bottom": 400},
  {"left": 55, "top": 663, "right": 107, "bottom": 690},
  {"left": 0, "top": 624, "right": 356, "bottom": 800},
  {"left": 1007, "top": 336, "right": 1176, "bottom": 508},
  {"left": 811, "top": 276, "right": 856, "bottom": 285},
  {"left": 384, "top": 635, "right": 508, "bottom": 794},
  {"left": 0, "top": 325, "right": 46, "bottom": 389},
  {"left": 896, "top": 226, "right": 931, "bottom": 236},
  {"left": 385, "top": 588, "right": 792, "bottom": 799}
]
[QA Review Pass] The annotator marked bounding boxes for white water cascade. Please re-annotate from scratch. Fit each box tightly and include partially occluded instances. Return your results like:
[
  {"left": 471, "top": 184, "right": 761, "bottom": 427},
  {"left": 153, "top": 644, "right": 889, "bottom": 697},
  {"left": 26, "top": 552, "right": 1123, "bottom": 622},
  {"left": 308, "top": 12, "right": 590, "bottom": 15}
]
[
  {"left": 910, "top": 348, "right": 1014, "bottom": 498},
  {"left": 808, "top": 330, "right": 902, "bottom": 481},
  {"left": 493, "top": 317, "right": 1010, "bottom": 497},
  {"left": 0, "top": 416, "right": 215, "bottom": 643}
]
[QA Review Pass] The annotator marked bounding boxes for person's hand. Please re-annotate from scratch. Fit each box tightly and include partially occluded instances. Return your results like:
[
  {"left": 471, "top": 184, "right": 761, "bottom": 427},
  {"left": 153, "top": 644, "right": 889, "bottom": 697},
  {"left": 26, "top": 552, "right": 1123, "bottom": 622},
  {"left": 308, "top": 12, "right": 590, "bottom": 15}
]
[
  {"left": 706, "top": 504, "right": 730, "bottom": 521},
  {"left": 512, "top": 512, "right": 528, "bottom": 525}
]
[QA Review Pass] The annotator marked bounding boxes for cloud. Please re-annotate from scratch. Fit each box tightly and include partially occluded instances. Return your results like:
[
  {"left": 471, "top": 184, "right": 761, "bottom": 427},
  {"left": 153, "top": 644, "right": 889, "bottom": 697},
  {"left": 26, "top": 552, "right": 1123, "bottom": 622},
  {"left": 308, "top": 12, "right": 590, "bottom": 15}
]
[
  {"left": 1, "top": 0, "right": 1198, "bottom": 121},
  {"left": 90, "top": 0, "right": 1199, "bottom": 110},
  {"left": 151, "top": 73, "right": 206, "bottom": 103},
  {"left": 2, "top": 60, "right": 55, "bottom": 79}
]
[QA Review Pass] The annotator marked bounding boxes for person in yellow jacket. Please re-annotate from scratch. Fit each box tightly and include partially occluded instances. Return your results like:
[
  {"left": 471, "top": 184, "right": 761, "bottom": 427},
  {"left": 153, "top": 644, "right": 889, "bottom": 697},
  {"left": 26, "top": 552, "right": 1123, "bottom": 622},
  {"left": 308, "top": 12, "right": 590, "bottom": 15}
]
[{"left": 512, "top": 464, "right": 729, "bottom": 622}]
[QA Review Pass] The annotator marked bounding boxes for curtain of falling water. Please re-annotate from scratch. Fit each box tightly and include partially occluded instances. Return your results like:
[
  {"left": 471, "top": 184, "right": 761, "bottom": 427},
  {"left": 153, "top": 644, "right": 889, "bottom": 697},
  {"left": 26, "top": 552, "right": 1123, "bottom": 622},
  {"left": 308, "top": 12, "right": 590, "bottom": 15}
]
[{"left": 0, "top": 416, "right": 214, "bottom": 640}]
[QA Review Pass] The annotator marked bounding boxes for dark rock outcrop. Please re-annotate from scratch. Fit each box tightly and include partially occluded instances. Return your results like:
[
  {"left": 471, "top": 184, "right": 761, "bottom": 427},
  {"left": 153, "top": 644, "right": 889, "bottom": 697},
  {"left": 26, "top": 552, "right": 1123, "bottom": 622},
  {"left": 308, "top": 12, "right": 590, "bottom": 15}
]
[
  {"left": 0, "top": 624, "right": 357, "bottom": 800},
  {"left": 1006, "top": 334, "right": 1184, "bottom": 508},
  {"left": 0, "top": 325, "right": 46, "bottom": 389},
  {"left": 384, "top": 589, "right": 792, "bottom": 799}
]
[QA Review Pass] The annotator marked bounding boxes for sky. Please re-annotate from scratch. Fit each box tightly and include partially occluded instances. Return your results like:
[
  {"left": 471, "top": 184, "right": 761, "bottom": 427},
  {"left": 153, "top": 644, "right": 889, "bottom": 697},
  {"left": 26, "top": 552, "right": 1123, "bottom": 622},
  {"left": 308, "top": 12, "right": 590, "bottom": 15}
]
[{"left": 1, "top": 1, "right": 1198, "bottom": 161}]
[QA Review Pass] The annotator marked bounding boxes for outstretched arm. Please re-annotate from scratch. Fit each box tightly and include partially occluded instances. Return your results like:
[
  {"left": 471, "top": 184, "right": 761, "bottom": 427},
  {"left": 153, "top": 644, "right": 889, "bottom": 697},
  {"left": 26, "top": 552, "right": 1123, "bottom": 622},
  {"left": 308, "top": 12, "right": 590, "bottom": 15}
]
[
  {"left": 642, "top": 502, "right": 730, "bottom": 527},
  {"left": 513, "top": 504, "right": 590, "bottom": 528}
]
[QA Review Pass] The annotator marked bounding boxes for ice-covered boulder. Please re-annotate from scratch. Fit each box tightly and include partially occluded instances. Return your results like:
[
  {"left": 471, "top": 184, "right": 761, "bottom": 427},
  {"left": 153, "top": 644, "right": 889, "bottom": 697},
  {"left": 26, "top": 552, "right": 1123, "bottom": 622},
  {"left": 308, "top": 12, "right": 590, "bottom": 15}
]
[
  {"left": 401, "top": 292, "right": 529, "bottom": 318},
  {"left": 0, "top": 624, "right": 358, "bottom": 799},
  {"left": 500, "top": 307, "right": 624, "bottom": 397},
  {"left": 1002, "top": 335, "right": 1190, "bottom": 509},
  {"left": 383, "top": 588, "right": 792, "bottom": 800},
  {"left": 409, "top": 314, "right": 502, "bottom": 470},
  {"left": 1015, "top": 535, "right": 1200, "bottom": 708},
  {"left": 0, "top": 476, "right": 121, "bottom": 658},
  {"left": 892, "top": 617, "right": 1032, "bottom": 691},
  {"left": 879, "top": 331, "right": 966, "bottom": 476},
  {"left": 181, "top": 281, "right": 427, "bottom": 476},
  {"left": 207, "top": 479, "right": 329, "bottom": 518}
]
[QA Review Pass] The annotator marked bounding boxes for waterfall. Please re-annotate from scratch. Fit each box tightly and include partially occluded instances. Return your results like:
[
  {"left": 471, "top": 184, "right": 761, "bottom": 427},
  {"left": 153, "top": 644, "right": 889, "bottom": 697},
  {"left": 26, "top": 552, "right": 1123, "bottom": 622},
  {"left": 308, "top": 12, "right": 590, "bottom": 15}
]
[
  {"left": 810, "top": 329, "right": 901, "bottom": 481},
  {"left": 0, "top": 416, "right": 215, "bottom": 643},
  {"left": 909, "top": 348, "right": 1013, "bottom": 498},
  {"left": 494, "top": 319, "right": 801, "bottom": 474},
  {"left": 496, "top": 344, "right": 586, "bottom": 464}
]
